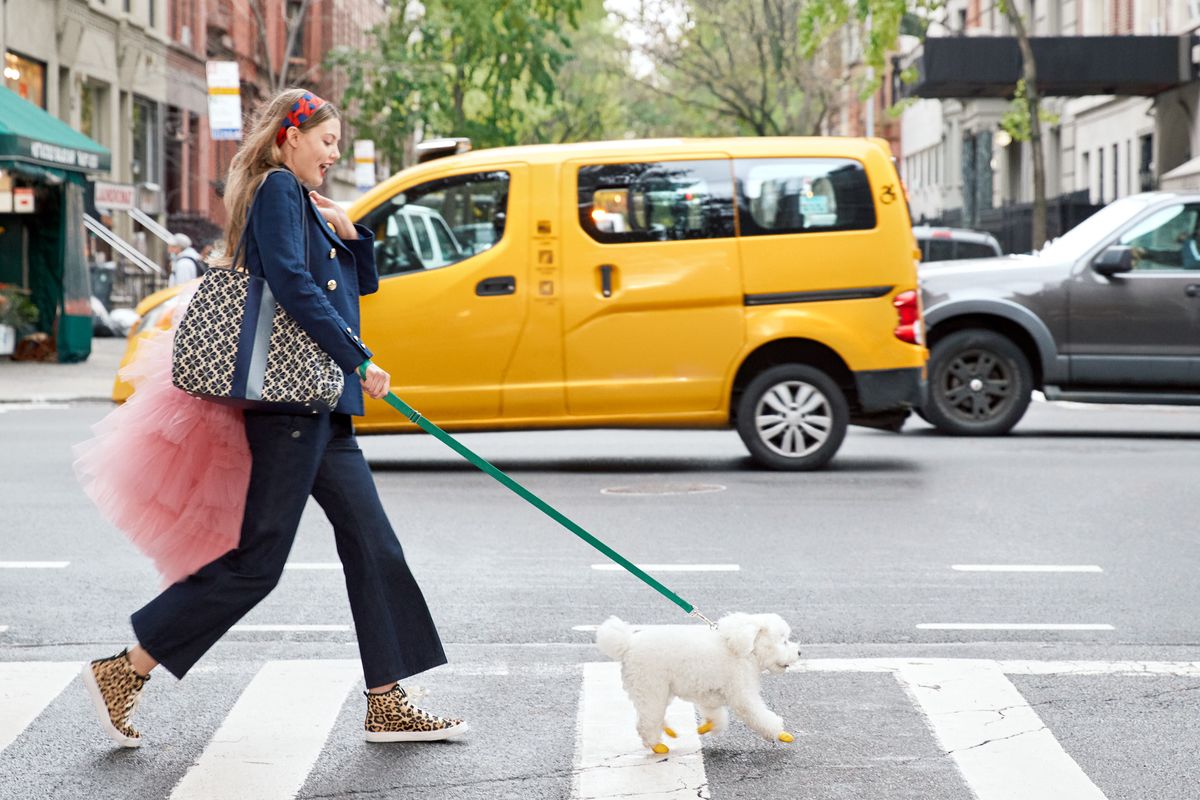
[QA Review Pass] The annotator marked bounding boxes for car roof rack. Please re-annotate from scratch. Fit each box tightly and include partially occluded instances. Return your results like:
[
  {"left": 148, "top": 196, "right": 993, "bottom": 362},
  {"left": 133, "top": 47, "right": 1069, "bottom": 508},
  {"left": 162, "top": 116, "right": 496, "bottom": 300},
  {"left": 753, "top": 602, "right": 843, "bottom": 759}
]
[{"left": 415, "top": 137, "right": 472, "bottom": 163}]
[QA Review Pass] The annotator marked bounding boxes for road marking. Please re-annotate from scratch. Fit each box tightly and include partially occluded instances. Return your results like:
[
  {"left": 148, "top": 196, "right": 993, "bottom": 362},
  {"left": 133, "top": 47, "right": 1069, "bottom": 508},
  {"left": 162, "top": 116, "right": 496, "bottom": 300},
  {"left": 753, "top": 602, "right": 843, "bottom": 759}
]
[
  {"left": 896, "top": 660, "right": 1107, "bottom": 800},
  {"left": 590, "top": 564, "right": 739, "bottom": 572},
  {"left": 0, "top": 662, "right": 79, "bottom": 753},
  {"left": 283, "top": 562, "right": 342, "bottom": 570},
  {"left": 0, "top": 627, "right": 8, "bottom": 633},
  {"left": 169, "top": 659, "right": 360, "bottom": 800},
  {"left": 917, "top": 623, "right": 1114, "bottom": 631},
  {"left": 0, "top": 403, "right": 71, "bottom": 414},
  {"left": 572, "top": 624, "right": 697, "bottom": 633},
  {"left": 951, "top": 565, "right": 1103, "bottom": 573},
  {"left": 228, "top": 624, "right": 352, "bottom": 633},
  {"left": 572, "top": 662, "right": 708, "bottom": 800},
  {"left": 0, "top": 561, "right": 70, "bottom": 569}
]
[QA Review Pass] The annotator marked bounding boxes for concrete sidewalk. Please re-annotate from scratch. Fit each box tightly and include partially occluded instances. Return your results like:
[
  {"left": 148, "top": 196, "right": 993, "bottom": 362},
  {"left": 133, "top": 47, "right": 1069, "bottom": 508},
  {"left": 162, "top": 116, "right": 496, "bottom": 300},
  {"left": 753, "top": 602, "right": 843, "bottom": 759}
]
[{"left": 0, "top": 337, "right": 125, "bottom": 402}]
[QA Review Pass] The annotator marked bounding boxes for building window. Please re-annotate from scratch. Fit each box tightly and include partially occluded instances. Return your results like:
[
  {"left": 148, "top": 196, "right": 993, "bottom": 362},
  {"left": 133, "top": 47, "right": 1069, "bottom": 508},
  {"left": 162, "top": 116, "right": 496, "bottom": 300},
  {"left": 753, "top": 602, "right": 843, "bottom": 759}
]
[
  {"left": 1139, "top": 133, "right": 1155, "bottom": 191},
  {"left": 1081, "top": 152, "right": 1090, "bottom": 196},
  {"left": 4, "top": 51, "right": 46, "bottom": 108},
  {"left": 1112, "top": 144, "right": 1119, "bottom": 200},
  {"left": 132, "top": 95, "right": 159, "bottom": 184}
]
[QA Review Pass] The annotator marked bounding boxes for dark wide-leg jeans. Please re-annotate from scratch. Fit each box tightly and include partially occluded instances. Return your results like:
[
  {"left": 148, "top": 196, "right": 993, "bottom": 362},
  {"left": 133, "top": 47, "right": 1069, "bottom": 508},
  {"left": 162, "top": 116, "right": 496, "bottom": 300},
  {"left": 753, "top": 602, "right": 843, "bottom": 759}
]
[{"left": 131, "top": 410, "right": 447, "bottom": 687}]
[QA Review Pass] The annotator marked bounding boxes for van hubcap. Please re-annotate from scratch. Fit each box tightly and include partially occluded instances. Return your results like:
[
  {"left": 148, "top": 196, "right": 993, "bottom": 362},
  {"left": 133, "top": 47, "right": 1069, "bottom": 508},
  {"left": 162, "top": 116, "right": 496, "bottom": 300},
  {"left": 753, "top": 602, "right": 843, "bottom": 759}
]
[{"left": 755, "top": 381, "right": 832, "bottom": 457}]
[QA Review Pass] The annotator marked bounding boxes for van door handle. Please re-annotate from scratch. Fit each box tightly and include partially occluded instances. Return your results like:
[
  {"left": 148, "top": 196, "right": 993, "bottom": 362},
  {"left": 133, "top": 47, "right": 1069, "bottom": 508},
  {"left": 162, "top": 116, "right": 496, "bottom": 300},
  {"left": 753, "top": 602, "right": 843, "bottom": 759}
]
[
  {"left": 598, "top": 264, "right": 614, "bottom": 298},
  {"left": 476, "top": 276, "right": 516, "bottom": 296},
  {"left": 1187, "top": 284, "right": 1200, "bottom": 298}
]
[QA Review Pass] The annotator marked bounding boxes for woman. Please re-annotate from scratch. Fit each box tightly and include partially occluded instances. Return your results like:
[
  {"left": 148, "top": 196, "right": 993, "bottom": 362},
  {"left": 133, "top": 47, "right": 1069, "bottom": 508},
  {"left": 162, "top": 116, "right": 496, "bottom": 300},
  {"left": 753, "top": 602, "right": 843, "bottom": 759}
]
[{"left": 78, "top": 88, "right": 465, "bottom": 748}]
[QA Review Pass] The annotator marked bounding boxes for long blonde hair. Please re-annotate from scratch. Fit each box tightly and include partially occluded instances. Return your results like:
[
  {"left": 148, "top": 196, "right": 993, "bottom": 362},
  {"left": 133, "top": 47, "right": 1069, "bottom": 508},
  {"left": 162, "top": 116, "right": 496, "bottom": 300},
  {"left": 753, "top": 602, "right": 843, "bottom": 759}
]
[{"left": 213, "top": 88, "right": 340, "bottom": 267}]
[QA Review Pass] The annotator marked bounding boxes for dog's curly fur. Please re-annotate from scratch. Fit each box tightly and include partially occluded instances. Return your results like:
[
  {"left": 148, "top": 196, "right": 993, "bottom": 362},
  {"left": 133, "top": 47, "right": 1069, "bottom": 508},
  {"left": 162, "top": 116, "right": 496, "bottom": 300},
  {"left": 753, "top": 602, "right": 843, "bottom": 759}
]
[{"left": 596, "top": 613, "right": 801, "bottom": 751}]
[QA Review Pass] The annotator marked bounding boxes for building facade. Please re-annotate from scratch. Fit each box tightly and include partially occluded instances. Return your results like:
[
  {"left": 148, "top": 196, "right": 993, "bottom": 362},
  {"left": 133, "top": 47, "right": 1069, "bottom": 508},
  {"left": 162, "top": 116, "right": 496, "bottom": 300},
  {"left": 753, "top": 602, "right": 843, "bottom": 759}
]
[{"left": 893, "top": 0, "right": 1200, "bottom": 248}]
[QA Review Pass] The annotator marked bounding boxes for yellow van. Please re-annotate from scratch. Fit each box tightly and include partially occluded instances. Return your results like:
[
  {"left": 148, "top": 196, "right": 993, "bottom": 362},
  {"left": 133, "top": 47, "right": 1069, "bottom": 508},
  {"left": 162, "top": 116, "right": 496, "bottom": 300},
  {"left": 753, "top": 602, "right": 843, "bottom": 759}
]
[{"left": 117, "top": 137, "right": 926, "bottom": 469}]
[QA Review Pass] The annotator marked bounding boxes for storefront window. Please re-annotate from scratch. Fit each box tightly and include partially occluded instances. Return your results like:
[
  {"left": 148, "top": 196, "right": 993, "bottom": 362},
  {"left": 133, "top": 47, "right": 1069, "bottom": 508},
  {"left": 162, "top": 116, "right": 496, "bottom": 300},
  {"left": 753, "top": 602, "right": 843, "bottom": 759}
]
[{"left": 4, "top": 51, "right": 46, "bottom": 109}]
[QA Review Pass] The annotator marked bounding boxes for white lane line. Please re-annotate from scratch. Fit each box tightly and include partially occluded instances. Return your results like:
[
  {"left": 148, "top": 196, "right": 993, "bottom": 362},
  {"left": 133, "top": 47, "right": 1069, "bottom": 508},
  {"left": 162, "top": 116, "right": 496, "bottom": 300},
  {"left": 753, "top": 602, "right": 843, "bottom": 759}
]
[
  {"left": 951, "top": 565, "right": 1103, "bottom": 573},
  {"left": 170, "top": 659, "right": 360, "bottom": 800},
  {"left": 0, "top": 662, "right": 80, "bottom": 753},
  {"left": 572, "top": 662, "right": 708, "bottom": 800},
  {"left": 0, "top": 403, "right": 71, "bottom": 413},
  {"left": 896, "top": 660, "right": 1107, "bottom": 800},
  {"left": 572, "top": 624, "right": 697, "bottom": 633},
  {"left": 0, "top": 562, "right": 70, "bottom": 569},
  {"left": 283, "top": 562, "right": 342, "bottom": 570},
  {"left": 0, "top": 627, "right": 8, "bottom": 633},
  {"left": 229, "top": 625, "right": 352, "bottom": 633},
  {"left": 917, "top": 624, "right": 1114, "bottom": 631},
  {"left": 590, "top": 564, "right": 739, "bottom": 572}
]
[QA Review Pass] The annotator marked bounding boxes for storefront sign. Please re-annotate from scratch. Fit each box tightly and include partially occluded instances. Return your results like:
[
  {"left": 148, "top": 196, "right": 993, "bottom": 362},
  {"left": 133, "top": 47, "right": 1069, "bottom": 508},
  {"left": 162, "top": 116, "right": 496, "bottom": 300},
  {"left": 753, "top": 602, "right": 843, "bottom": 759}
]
[
  {"left": 29, "top": 140, "right": 102, "bottom": 170},
  {"left": 354, "top": 140, "right": 375, "bottom": 191},
  {"left": 206, "top": 61, "right": 243, "bottom": 141},
  {"left": 13, "top": 187, "right": 34, "bottom": 213},
  {"left": 94, "top": 181, "right": 136, "bottom": 211}
]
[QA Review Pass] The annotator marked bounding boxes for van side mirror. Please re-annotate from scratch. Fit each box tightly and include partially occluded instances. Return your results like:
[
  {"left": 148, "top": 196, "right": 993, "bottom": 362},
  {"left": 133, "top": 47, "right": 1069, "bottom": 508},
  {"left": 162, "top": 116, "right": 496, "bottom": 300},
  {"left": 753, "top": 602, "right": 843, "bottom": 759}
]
[{"left": 1093, "top": 245, "right": 1134, "bottom": 277}]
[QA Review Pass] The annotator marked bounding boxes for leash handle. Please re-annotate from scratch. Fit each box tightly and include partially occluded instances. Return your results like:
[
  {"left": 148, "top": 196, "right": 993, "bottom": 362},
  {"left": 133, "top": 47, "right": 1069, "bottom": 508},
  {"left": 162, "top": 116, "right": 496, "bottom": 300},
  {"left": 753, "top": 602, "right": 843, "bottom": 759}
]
[{"left": 359, "top": 362, "right": 698, "bottom": 616}]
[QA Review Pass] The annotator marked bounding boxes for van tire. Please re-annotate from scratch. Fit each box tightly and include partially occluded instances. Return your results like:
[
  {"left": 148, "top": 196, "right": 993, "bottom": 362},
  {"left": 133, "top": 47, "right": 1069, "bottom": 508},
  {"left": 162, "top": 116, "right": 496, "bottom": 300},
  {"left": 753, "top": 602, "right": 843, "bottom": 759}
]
[
  {"left": 736, "top": 365, "right": 848, "bottom": 470},
  {"left": 923, "top": 328, "right": 1032, "bottom": 435}
]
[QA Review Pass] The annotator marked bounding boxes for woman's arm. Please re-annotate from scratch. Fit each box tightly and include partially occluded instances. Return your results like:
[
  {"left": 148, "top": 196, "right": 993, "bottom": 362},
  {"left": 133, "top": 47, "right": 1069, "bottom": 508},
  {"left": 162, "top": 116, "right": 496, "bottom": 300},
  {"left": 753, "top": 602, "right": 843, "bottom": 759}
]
[
  {"left": 342, "top": 225, "right": 379, "bottom": 296},
  {"left": 250, "top": 171, "right": 373, "bottom": 372}
]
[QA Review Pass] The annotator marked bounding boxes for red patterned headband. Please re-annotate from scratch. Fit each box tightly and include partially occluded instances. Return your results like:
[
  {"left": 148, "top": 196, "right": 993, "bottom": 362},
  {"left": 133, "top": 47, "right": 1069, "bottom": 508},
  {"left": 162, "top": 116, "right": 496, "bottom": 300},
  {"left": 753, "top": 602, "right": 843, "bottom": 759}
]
[{"left": 275, "top": 92, "right": 326, "bottom": 146}]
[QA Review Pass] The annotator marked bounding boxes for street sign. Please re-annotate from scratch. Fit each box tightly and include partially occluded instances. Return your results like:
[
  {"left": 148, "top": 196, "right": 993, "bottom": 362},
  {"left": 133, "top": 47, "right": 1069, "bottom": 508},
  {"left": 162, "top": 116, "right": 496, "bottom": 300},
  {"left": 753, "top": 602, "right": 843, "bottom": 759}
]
[
  {"left": 206, "top": 61, "right": 243, "bottom": 141},
  {"left": 13, "top": 187, "right": 33, "bottom": 213}
]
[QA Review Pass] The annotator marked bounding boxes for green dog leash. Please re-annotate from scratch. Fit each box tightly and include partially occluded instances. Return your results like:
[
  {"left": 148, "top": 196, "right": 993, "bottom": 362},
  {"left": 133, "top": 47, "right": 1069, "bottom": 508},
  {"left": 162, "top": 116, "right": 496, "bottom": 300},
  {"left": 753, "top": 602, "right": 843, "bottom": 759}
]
[{"left": 358, "top": 361, "right": 715, "bottom": 627}]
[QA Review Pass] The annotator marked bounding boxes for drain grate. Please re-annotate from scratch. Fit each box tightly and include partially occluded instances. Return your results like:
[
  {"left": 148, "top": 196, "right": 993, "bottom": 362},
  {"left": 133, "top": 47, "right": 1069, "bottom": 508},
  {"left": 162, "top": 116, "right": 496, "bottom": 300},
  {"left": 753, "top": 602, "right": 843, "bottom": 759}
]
[{"left": 601, "top": 483, "right": 727, "bottom": 496}]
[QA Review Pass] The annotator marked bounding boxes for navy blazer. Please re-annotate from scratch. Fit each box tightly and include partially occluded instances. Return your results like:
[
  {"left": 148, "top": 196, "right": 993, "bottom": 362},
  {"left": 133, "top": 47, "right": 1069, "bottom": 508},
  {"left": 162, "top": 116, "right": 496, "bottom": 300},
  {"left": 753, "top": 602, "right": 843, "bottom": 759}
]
[{"left": 243, "top": 169, "right": 378, "bottom": 416}]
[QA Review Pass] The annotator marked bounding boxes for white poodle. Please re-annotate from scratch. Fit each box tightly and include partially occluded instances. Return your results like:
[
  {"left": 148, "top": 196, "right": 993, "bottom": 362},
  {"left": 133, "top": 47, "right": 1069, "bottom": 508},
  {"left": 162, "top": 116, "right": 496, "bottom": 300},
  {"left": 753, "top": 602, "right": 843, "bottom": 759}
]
[{"left": 596, "top": 613, "right": 801, "bottom": 753}]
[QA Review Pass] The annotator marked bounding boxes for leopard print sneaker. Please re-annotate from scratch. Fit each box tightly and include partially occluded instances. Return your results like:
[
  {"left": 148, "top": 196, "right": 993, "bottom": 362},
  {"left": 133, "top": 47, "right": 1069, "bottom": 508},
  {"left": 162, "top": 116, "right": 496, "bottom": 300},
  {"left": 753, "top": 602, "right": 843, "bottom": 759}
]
[
  {"left": 82, "top": 649, "right": 149, "bottom": 748},
  {"left": 364, "top": 685, "right": 467, "bottom": 742}
]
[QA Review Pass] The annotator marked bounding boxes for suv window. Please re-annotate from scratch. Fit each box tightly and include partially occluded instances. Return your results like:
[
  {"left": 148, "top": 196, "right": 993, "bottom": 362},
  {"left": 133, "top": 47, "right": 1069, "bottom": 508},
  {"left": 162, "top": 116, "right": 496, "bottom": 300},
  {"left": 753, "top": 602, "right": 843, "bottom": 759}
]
[
  {"left": 1121, "top": 203, "right": 1200, "bottom": 271},
  {"left": 957, "top": 241, "right": 1000, "bottom": 259},
  {"left": 362, "top": 170, "right": 509, "bottom": 276},
  {"left": 734, "top": 158, "right": 875, "bottom": 236},
  {"left": 927, "top": 238, "right": 955, "bottom": 261},
  {"left": 577, "top": 160, "right": 735, "bottom": 243}
]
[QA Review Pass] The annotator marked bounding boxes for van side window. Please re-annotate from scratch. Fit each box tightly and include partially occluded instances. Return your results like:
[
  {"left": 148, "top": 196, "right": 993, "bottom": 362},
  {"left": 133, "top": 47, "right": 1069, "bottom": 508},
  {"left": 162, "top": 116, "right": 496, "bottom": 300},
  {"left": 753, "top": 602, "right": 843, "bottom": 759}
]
[
  {"left": 578, "top": 160, "right": 735, "bottom": 243},
  {"left": 734, "top": 158, "right": 875, "bottom": 236},
  {"left": 360, "top": 170, "right": 509, "bottom": 276}
]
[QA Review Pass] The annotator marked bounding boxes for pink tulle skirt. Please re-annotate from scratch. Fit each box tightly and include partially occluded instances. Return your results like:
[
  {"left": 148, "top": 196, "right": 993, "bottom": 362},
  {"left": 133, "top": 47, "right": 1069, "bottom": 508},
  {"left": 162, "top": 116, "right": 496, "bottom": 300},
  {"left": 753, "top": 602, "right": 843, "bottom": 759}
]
[{"left": 74, "top": 308, "right": 251, "bottom": 587}]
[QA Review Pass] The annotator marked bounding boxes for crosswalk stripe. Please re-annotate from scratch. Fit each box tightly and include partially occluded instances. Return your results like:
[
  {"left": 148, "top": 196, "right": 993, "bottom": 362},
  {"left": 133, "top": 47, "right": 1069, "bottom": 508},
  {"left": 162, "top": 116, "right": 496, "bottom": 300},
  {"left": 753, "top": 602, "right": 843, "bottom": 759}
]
[
  {"left": 0, "top": 662, "right": 79, "bottom": 753},
  {"left": 572, "top": 662, "right": 709, "bottom": 800},
  {"left": 169, "top": 659, "right": 360, "bottom": 800},
  {"left": 896, "top": 660, "right": 1107, "bottom": 800}
]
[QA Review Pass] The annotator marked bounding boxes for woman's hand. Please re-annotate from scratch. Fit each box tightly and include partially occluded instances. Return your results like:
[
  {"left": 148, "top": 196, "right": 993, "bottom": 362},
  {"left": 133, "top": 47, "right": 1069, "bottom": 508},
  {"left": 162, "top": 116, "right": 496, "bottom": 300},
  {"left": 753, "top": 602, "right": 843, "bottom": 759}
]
[
  {"left": 309, "top": 191, "right": 357, "bottom": 240},
  {"left": 361, "top": 363, "right": 390, "bottom": 400}
]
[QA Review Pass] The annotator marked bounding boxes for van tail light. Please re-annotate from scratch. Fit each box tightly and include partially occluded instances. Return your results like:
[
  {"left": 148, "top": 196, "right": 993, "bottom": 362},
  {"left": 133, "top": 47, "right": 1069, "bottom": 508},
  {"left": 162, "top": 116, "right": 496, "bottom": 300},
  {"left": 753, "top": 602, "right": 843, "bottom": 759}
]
[{"left": 893, "top": 289, "right": 923, "bottom": 345}]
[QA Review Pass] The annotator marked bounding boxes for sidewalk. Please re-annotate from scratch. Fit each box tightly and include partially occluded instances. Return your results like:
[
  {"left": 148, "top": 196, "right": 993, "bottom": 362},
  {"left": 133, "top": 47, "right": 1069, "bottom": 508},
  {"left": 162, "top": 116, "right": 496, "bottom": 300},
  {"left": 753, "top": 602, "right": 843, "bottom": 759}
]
[{"left": 0, "top": 337, "right": 125, "bottom": 402}]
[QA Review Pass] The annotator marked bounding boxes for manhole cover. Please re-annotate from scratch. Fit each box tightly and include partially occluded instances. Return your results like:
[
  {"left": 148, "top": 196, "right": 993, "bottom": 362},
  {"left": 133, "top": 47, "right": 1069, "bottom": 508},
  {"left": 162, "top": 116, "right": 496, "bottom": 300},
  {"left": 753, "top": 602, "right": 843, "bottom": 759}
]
[{"left": 601, "top": 483, "right": 727, "bottom": 496}]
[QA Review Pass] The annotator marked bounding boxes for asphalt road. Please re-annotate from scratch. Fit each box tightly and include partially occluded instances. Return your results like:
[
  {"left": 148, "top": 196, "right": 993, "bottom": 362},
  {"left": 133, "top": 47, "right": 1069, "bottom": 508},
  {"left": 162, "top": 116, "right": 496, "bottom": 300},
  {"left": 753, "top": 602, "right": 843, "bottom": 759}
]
[{"left": 1, "top": 399, "right": 1197, "bottom": 799}]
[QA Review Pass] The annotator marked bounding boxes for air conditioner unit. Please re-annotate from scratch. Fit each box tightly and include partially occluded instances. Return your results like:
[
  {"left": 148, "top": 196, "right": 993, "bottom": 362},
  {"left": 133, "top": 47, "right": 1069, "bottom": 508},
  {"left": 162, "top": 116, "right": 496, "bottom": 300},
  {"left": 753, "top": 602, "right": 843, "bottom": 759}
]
[{"left": 181, "top": 24, "right": 192, "bottom": 47}]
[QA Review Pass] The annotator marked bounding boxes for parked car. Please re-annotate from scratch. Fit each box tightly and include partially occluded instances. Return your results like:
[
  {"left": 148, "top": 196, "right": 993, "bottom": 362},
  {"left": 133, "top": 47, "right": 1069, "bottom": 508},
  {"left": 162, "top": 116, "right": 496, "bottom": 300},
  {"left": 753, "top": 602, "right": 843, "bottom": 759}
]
[
  {"left": 914, "top": 225, "right": 1003, "bottom": 262},
  {"left": 919, "top": 192, "right": 1200, "bottom": 435},
  {"left": 116, "top": 137, "right": 927, "bottom": 469}
]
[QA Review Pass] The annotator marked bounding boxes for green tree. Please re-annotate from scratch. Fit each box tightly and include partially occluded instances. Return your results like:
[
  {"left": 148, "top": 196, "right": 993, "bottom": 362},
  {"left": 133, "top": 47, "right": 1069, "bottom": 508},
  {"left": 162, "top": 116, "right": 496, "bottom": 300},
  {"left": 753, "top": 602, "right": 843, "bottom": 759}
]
[
  {"left": 327, "top": 0, "right": 583, "bottom": 167},
  {"left": 998, "top": 1, "right": 1049, "bottom": 249},
  {"left": 620, "top": 0, "right": 834, "bottom": 137}
]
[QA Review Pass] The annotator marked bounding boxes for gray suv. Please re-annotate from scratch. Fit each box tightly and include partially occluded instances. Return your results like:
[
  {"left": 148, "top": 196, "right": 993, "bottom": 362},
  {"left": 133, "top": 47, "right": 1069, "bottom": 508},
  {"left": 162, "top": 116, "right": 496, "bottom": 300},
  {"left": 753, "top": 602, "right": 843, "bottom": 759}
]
[{"left": 919, "top": 192, "right": 1200, "bottom": 434}]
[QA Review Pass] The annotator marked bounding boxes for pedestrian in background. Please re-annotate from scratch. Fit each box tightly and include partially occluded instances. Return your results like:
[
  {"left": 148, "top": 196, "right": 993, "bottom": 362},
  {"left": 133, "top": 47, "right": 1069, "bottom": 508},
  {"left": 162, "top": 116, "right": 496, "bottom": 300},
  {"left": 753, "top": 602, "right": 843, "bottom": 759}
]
[
  {"left": 166, "top": 233, "right": 202, "bottom": 286},
  {"left": 75, "top": 87, "right": 465, "bottom": 749}
]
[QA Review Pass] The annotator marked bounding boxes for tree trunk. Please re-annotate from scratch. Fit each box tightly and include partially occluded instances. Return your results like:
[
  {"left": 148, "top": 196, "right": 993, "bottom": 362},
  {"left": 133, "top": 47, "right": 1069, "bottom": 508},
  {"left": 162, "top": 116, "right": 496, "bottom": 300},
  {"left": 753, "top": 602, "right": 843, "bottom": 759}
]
[{"left": 1003, "top": 2, "right": 1047, "bottom": 250}]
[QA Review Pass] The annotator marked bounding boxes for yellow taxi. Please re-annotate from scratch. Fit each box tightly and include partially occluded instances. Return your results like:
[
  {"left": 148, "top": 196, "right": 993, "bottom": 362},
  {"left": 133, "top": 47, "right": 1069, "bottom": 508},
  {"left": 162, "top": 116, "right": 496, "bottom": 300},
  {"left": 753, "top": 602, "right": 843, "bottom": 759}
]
[{"left": 116, "top": 137, "right": 926, "bottom": 469}]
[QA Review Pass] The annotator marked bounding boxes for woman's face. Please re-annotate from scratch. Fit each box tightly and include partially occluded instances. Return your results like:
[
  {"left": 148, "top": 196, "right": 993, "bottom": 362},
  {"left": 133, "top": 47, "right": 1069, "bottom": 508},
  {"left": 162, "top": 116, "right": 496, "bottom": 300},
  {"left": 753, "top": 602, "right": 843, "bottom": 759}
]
[{"left": 283, "top": 117, "right": 341, "bottom": 187}]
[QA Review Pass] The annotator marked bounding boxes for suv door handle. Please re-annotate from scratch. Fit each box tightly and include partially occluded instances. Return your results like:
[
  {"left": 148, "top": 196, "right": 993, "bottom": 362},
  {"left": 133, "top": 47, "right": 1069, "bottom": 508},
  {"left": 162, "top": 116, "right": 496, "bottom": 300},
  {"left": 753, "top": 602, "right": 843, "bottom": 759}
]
[
  {"left": 476, "top": 276, "right": 516, "bottom": 296},
  {"left": 1187, "top": 284, "right": 1200, "bottom": 298},
  {"left": 598, "top": 264, "right": 614, "bottom": 298}
]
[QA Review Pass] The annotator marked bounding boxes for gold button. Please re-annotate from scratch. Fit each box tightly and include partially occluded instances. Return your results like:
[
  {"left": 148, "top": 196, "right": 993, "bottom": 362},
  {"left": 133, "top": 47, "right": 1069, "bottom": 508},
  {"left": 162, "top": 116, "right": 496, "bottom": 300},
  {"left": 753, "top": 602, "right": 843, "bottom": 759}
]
[
  {"left": 328, "top": 248, "right": 336, "bottom": 259},
  {"left": 326, "top": 279, "right": 337, "bottom": 291},
  {"left": 327, "top": 222, "right": 335, "bottom": 231}
]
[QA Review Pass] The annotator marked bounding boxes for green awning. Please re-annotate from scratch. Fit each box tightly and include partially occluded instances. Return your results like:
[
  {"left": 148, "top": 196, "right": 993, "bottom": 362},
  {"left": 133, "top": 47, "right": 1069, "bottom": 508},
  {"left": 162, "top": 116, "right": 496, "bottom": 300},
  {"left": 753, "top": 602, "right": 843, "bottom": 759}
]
[{"left": 0, "top": 85, "right": 110, "bottom": 173}]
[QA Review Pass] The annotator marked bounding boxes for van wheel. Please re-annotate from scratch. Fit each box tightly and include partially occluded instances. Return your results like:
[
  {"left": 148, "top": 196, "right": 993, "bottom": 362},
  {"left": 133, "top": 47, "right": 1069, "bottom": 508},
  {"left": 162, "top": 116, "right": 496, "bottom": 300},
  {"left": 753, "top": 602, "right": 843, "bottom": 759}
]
[
  {"left": 923, "top": 329, "right": 1032, "bottom": 435},
  {"left": 736, "top": 365, "right": 848, "bottom": 470}
]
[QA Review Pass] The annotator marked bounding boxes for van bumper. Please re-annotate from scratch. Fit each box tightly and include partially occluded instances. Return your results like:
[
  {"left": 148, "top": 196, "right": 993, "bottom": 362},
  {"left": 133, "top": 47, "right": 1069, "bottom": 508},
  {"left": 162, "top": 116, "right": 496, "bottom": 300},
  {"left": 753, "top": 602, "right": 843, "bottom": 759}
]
[{"left": 853, "top": 366, "right": 926, "bottom": 412}]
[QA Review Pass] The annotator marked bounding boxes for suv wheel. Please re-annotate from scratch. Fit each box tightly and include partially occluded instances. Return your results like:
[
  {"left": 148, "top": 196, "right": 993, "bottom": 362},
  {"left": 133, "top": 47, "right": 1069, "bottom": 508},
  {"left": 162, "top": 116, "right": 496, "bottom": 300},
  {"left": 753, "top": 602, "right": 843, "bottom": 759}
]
[
  {"left": 924, "top": 329, "right": 1032, "bottom": 435},
  {"left": 736, "top": 365, "right": 848, "bottom": 470}
]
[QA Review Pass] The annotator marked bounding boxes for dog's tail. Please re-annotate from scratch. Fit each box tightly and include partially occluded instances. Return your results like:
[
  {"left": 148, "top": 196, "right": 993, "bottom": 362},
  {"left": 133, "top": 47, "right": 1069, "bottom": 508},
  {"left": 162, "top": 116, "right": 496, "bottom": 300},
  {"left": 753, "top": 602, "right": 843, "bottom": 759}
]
[{"left": 596, "top": 616, "right": 633, "bottom": 660}]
